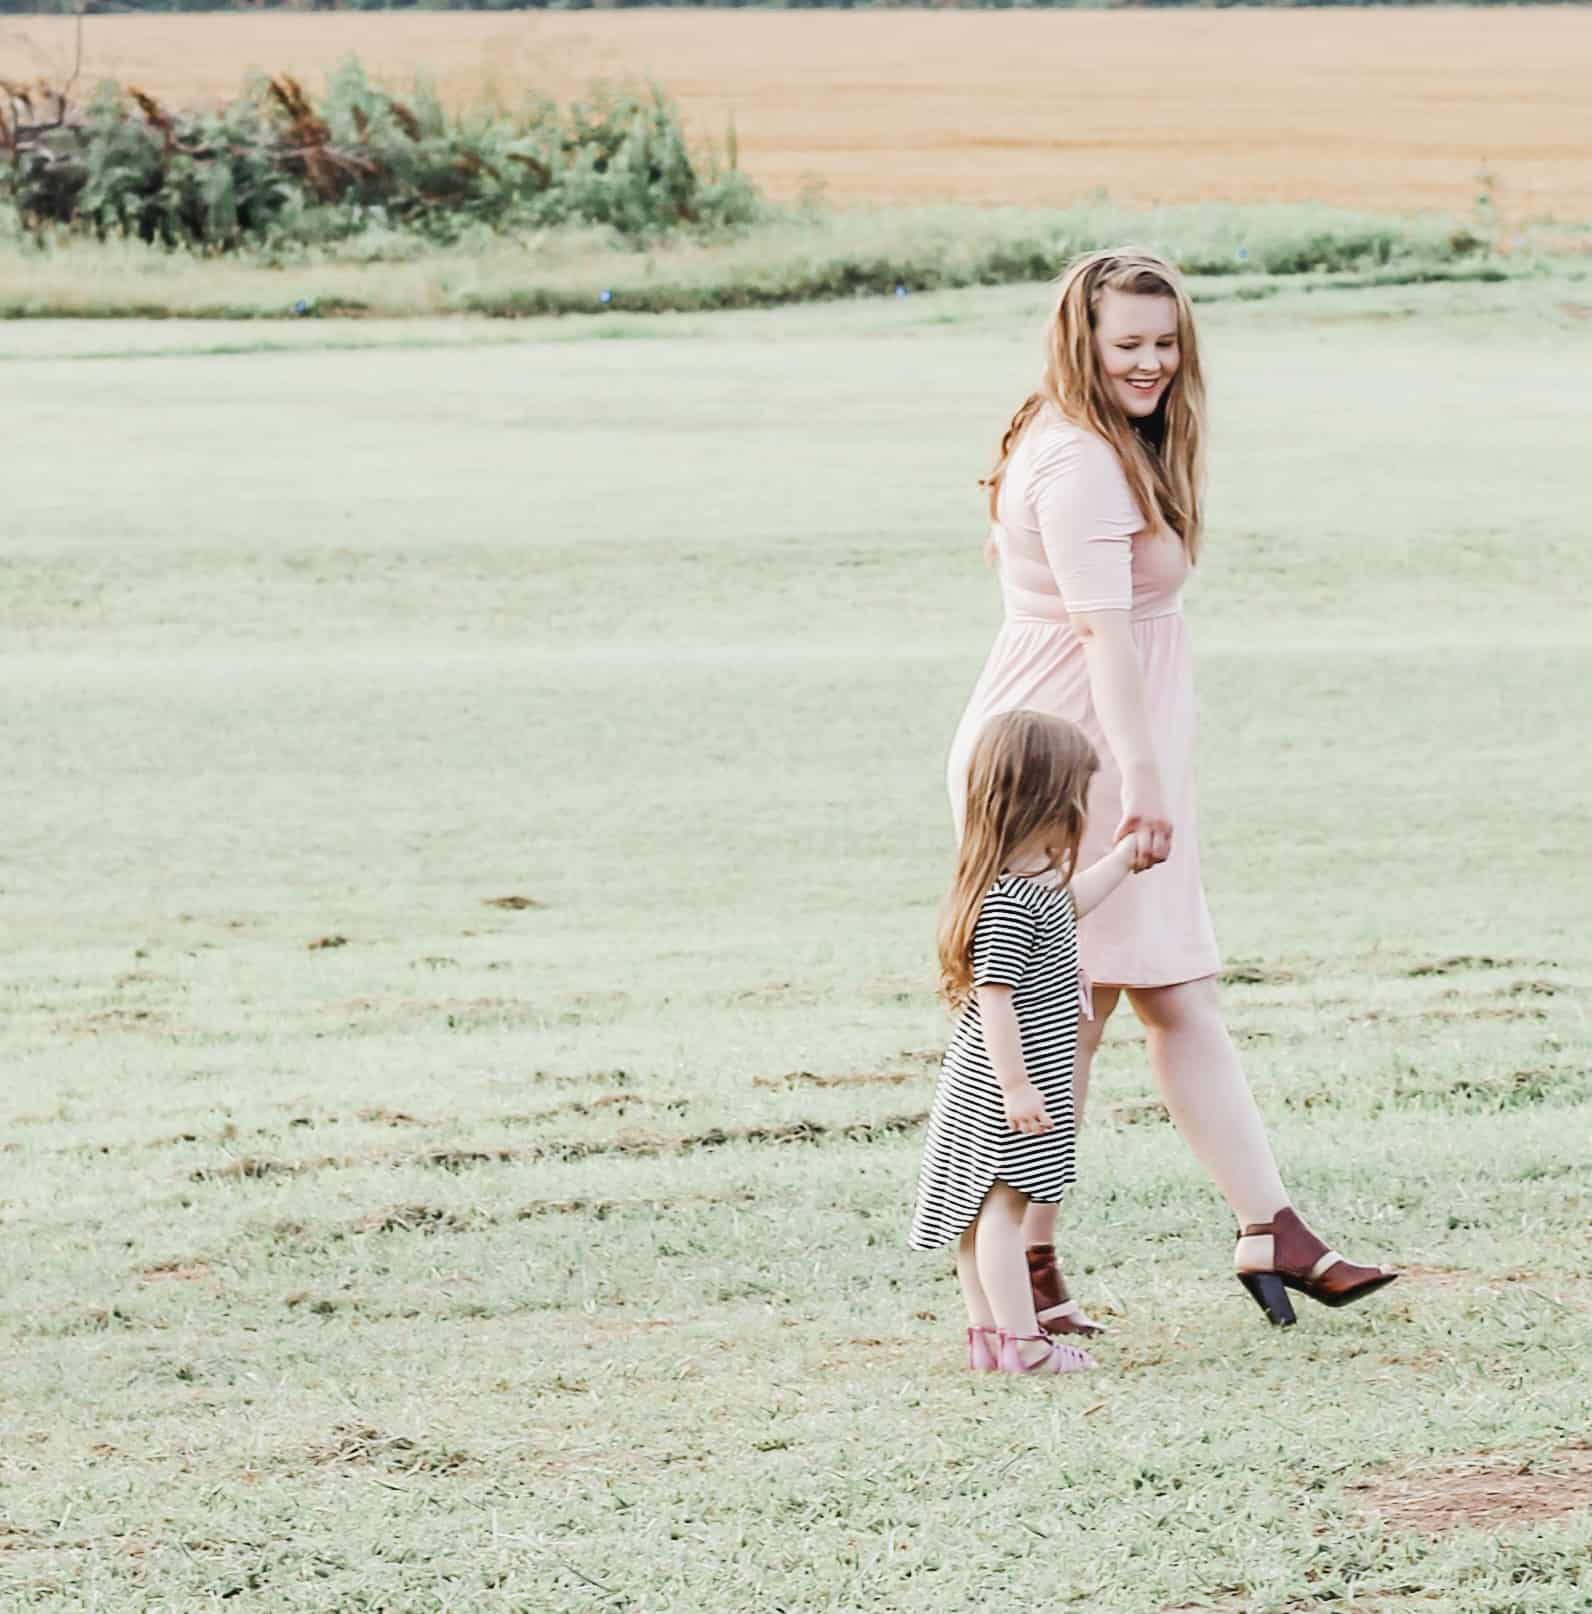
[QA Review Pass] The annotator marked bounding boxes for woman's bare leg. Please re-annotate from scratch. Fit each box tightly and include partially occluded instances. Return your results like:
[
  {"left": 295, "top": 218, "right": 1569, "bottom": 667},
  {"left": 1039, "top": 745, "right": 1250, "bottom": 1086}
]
[
  {"left": 1125, "top": 976, "right": 1287, "bottom": 1227},
  {"left": 1022, "top": 986, "right": 1121, "bottom": 1247}
]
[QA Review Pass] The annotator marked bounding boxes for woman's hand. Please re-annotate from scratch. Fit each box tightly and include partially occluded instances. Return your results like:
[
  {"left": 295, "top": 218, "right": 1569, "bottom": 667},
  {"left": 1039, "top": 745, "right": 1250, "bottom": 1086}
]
[
  {"left": 1001, "top": 1079, "right": 1054, "bottom": 1136},
  {"left": 1116, "top": 765, "right": 1173, "bottom": 871}
]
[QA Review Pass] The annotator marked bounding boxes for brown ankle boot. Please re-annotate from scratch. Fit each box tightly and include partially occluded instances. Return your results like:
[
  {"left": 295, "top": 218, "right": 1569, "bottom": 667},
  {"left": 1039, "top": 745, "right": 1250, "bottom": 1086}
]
[
  {"left": 1233, "top": 1206, "right": 1398, "bottom": 1326},
  {"left": 1026, "top": 1245, "right": 1104, "bottom": 1337}
]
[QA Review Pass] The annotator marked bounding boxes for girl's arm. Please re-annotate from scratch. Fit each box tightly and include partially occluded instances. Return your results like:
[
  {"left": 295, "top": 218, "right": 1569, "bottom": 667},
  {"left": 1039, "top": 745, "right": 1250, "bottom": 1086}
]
[
  {"left": 1069, "top": 609, "right": 1172, "bottom": 868},
  {"left": 1071, "top": 837, "right": 1138, "bottom": 919},
  {"left": 975, "top": 985, "right": 1053, "bottom": 1135}
]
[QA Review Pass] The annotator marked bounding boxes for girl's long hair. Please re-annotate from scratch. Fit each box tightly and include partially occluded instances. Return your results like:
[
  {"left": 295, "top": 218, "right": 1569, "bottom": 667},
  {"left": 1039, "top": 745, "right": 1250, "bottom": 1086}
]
[
  {"left": 937, "top": 710, "right": 1099, "bottom": 1009},
  {"left": 981, "top": 247, "right": 1207, "bottom": 562}
]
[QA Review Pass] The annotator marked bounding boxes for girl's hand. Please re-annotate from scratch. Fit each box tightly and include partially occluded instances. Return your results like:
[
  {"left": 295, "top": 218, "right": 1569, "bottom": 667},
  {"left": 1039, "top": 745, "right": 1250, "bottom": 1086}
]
[
  {"left": 1002, "top": 1080, "right": 1054, "bottom": 1135},
  {"left": 1115, "top": 766, "right": 1173, "bottom": 871}
]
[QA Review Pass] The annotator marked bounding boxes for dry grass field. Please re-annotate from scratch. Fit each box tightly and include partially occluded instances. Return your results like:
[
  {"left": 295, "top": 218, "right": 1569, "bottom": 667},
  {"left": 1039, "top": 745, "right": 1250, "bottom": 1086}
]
[
  {"left": 4, "top": 9, "right": 1592, "bottom": 222},
  {"left": 3, "top": 277, "right": 1590, "bottom": 1609}
]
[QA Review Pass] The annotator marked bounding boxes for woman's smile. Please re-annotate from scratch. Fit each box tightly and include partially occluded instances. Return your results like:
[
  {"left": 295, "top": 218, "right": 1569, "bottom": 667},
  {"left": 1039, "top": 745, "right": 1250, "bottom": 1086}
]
[{"left": 1093, "top": 288, "right": 1182, "bottom": 418}]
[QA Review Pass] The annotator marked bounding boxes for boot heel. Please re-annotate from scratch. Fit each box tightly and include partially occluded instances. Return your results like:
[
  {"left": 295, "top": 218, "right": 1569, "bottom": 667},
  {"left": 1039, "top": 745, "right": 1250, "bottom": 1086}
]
[{"left": 1238, "top": 1272, "right": 1297, "bottom": 1327}]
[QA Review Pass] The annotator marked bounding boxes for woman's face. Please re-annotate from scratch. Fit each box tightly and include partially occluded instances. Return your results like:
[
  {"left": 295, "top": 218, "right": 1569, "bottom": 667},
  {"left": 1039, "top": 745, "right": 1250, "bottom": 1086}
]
[{"left": 1093, "top": 288, "right": 1181, "bottom": 420}]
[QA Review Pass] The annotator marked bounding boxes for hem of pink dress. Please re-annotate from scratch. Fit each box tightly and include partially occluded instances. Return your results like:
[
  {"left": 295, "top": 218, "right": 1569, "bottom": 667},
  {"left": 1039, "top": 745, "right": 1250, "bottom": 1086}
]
[{"left": 1087, "top": 967, "right": 1221, "bottom": 992}]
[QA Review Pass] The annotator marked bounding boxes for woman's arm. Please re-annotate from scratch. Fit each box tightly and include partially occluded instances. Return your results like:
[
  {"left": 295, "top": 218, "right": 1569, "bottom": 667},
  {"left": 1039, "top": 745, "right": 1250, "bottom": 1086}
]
[
  {"left": 975, "top": 985, "right": 1053, "bottom": 1135},
  {"left": 1069, "top": 609, "right": 1173, "bottom": 869},
  {"left": 1071, "top": 837, "right": 1138, "bottom": 919}
]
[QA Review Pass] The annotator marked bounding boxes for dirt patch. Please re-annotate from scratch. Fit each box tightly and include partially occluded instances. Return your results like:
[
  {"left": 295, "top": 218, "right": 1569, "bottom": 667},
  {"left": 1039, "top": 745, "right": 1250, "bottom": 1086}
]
[
  {"left": 733, "top": 980, "right": 821, "bottom": 1005},
  {"left": 1399, "top": 1264, "right": 1473, "bottom": 1289},
  {"left": 1164, "top": 1603, "right": 1389, "bottom": 1614},
  {"left": 516, "top": 1190, "right": 757, "bottom": 1220},
  {"left": 419, "top": 1146, "right": 517, "bottom": 1171},
  {"left": 526, "top": 1067, "right": 642, "bottom": 1089},
  {"left": 306, "top": 935, "right": 348, "bottom": 950},
  {"left": 190, "top": 1155, "right": 314, "bottom": 1182},
  {"left": 187, "top": 1113, "right": 923, "bottom": 1183},
  {"left": 517, "top": 1092, "right": 666, "bottom": 1121},
  {"left": 752, "top": 1070, "right": 918, "bottom": 1090},
  {"left": 1357, "top": 1445, "right": 1592, "bottom": 1535},
  {"left": 1560, "top": 302, "right": 1592, "bottom": 320},
  {"left": 1220, "top": 962, "right": 1294, "bottom": 986},
  {"left": 305, "top": 1423, "right": 472, "bottom": 1476},
  {"left": 353, "top": 1203, "right": 482, "bottom": 1235},
  {"left": 1405, "top": 954, "right": 1512, "bottom": 977},
  {"left": 137, "top": 1260, "right": 217, "bottom": 1284},
  {"left": 1354, "top": 1005, "right": 1550, "bottom": 1026},
  {"left": 1106, "top": 1098, "right": 1167, "bottom": 1127},
  {"left": 532, "top": 1112, "right": 926, "bottom": 1163},
  {"left": 1386, "top": 1066, "right": 1575, "bottom": 1109},
  {"left": 35, "top": 1306, "right": 144, "bottom": 1337},
  {"left": 482, "top": 895, "right": 541, "bottom": 910},
  {"left": 64, "top": 1008, "right": 171, "bottom": 1036},
  {"left": 328, "top": 993, "right": 533, "bottom": 1030},
  {"left": 356, "top": 1107, "right": 427, "bottom": 1126}
]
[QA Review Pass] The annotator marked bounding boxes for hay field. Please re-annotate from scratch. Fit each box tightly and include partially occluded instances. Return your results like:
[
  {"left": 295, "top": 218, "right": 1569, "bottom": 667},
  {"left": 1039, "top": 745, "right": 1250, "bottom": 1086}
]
[
  {"left": 2, "top": 277, "right": 1590, "bottom": 1609},
  {"left": 5, "top": 9, "right": 1592, "bottom": 220}
]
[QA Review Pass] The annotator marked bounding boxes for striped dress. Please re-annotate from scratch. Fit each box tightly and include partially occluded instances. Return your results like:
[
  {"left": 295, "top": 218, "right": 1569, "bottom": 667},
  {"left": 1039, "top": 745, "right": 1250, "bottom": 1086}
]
[{"left": 910, "top": 873, "right": 1081, "bottom": 1250}]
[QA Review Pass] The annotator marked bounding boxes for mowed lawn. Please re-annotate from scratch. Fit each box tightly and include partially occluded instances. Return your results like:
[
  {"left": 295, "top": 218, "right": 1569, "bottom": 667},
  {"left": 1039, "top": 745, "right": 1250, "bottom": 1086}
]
[
  {"left": 9, "top": 9, "right": 1592, "bottom": 218},
  {"left": 1, "top": 278, "right": 1589, "bottom": 1610}
]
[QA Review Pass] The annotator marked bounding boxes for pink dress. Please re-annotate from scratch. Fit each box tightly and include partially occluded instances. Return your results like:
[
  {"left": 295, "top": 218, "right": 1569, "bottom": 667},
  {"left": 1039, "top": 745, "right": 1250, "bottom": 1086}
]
[{"left": 947, "top": 408, "right": 1220, "bottom": 990}]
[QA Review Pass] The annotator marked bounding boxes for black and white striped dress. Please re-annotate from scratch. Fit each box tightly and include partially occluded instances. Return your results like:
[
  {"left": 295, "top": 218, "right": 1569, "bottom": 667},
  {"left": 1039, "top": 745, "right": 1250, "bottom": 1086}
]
[{"left": 910, "top": 873, "right": 1081, "bottom": 1250}]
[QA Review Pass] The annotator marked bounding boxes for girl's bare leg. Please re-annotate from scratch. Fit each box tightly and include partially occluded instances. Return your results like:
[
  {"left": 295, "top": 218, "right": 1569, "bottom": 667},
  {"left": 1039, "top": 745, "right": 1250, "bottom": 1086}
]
[
  {"left": 955, "top": 1225, "right": 995, "bottom": 1328},
  {"left": 1021, "top": 986, "right": 1121, "bottom": 1247},
  {"left": 1126, "top": 976, "right": 1287, "bottom": 1227},
  {"left": 975, "top": 1183, "right": 1051, "bottom": 1365}
]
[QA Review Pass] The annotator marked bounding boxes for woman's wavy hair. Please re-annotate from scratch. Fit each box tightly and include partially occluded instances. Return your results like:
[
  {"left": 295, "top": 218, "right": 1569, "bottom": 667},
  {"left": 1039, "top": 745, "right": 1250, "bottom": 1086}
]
[
  {"left": 937, "top": 710, "right": 1099, "bottom": 1009},
  {"left": 981, "top": 247, "right": 1207, "bottom": 562}
]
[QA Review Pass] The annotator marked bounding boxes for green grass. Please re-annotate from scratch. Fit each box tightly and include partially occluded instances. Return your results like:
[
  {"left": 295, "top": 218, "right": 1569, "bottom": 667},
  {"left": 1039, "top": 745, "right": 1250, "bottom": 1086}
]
[
  {"left": 0, "top": 199, "right": 1557, "bottom": 321},
  {"left": 2, "top": 272, "right": 1589, "bottom": 1611}
]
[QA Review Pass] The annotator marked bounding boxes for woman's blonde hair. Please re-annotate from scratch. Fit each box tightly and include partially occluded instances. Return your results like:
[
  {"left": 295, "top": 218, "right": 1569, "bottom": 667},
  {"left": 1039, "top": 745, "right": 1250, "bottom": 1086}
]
[
  {"left": 981, "top": 247, "right": 1207, "bottom": 562},
  {"left": 937, "top": 710, "right": 1099, "bottom": 1009}
]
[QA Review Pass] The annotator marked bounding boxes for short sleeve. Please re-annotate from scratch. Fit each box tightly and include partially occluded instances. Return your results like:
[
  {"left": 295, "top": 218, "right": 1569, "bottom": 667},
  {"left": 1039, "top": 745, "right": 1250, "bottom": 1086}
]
[
  {"left": 971, "top": 890, "right": 1039, "bottom": 988},
  {"left": 1030, "top": 428, "right": 1142, "bottom": 613}
]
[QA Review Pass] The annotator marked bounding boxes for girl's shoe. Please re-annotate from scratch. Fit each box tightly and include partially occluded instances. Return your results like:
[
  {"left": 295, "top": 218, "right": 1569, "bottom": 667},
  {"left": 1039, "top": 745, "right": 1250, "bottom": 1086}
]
[
  {"left": 1234, "top": 1206, "right": 1399, "bottom": 1327},
  {"left": 997, "top": 1329, "right": 1097, "bottom": 1375},
  {"left": 966, "top": 1325, "right": 999, "bottom": 1372},
  {"left": 1026, "top": 1244, "right": 1106, "bottom": 1336}
]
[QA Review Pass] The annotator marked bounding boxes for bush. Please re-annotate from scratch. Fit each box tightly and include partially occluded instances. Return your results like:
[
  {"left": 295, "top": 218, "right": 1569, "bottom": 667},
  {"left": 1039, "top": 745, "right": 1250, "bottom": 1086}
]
[{"left": 0, "top": 61, "right": 763, "bottom": 251}]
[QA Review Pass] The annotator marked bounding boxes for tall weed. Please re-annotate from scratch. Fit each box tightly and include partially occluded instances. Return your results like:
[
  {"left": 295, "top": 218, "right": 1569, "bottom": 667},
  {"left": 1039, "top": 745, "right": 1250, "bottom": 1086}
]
[{"left": 0, "top": 61, "right": 763, "bottom": 251}]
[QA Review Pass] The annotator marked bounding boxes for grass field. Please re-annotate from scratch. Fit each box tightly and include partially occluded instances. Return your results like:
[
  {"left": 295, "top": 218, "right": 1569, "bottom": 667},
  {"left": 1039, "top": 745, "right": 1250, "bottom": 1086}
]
[
  {"left": 5, "top": 9, "right": 1592, "bottom": 221},
  {"left": 2, "top": 275, "right": 1590, "bottom": 1610}
]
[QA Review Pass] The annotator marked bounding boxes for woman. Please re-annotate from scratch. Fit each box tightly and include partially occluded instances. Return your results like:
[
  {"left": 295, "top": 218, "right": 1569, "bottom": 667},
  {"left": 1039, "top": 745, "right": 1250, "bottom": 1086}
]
[{"left": 947, "top": 248, "right": 1396, "bottom": 1330}]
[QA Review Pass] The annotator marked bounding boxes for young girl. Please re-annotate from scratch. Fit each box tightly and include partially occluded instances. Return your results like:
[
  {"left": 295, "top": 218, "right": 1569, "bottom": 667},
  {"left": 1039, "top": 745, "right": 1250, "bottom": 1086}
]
[{"left": 911, "top": 708, "right": 1140, "bottom": 1375}]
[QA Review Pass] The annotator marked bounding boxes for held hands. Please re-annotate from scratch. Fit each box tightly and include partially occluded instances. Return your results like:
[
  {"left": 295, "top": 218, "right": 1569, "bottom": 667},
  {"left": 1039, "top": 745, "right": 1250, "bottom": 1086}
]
[
  {"left": 1115, "top": 767, "right": 1173, "bottom": 873},
  {"left": 1002, "top": 1079, "right": 1054, "bottom": 1136}
]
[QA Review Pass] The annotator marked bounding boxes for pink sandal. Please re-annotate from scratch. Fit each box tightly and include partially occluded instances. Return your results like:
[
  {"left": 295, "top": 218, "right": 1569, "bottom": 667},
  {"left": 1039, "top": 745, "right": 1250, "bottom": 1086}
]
[
  {"left": 966, "top": 1325, "right": 999, "bottom": 1372},
  {"left": 998, "top": 1328, "right": 1096, "bottom": 1375}
]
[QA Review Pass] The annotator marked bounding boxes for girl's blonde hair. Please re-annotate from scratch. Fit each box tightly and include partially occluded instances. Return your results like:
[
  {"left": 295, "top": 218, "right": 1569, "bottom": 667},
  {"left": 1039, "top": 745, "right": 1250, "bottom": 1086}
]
[
  {"left": 937, "top": 710, "right": 1099, "bottom": 1009},
  {"left": 981, "top": 247, "right": 1207, "bottom": 562}
]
